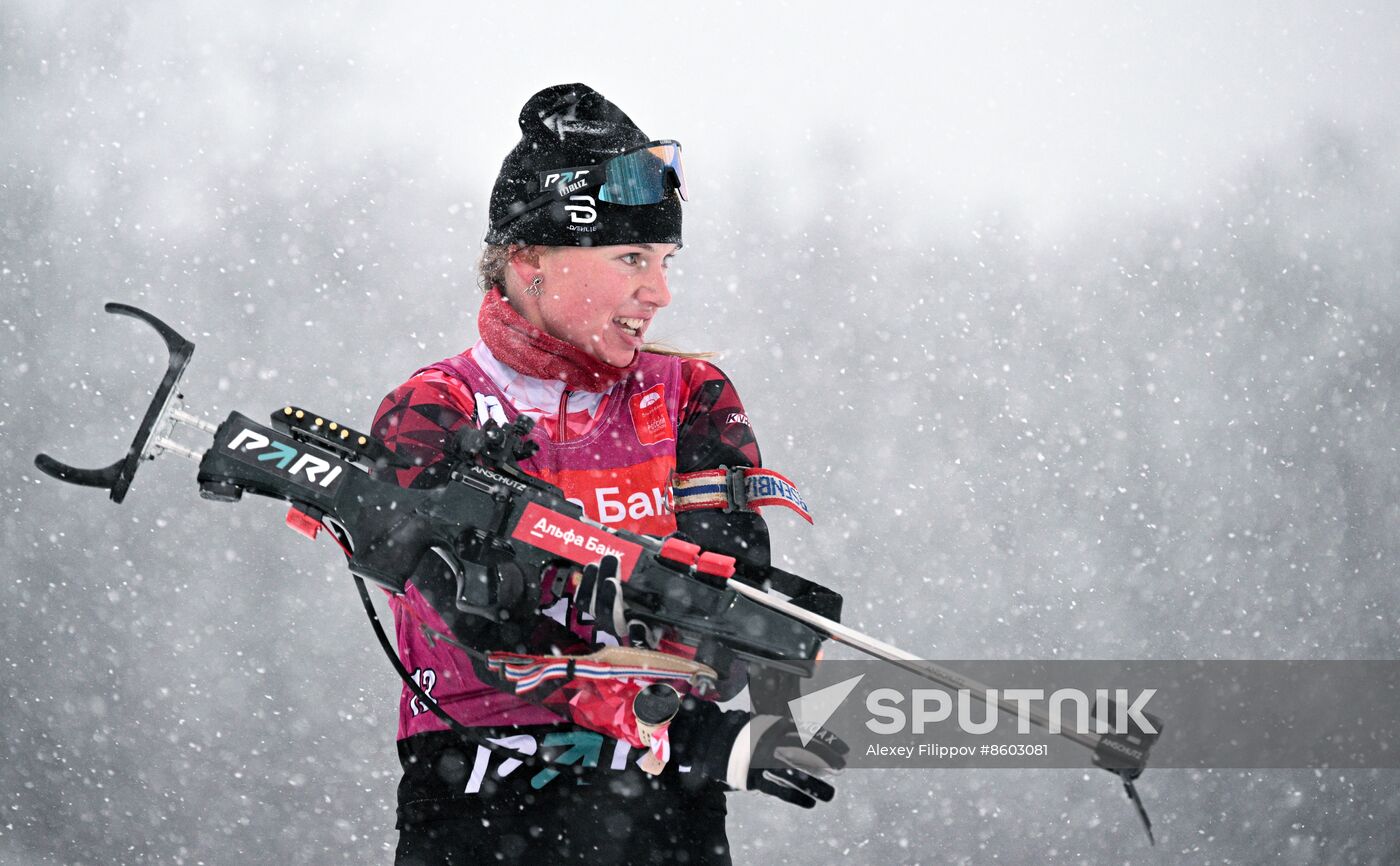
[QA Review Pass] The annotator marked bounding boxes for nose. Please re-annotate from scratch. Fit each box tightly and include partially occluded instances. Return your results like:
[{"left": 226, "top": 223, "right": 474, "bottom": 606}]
[{"left": 637, "top": 268, "right": 671, "bottom": 310}]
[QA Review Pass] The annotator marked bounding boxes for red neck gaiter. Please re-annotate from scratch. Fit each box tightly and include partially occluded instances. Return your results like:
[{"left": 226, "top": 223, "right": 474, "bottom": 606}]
[{"left": 477, "top": 287, "right": 637, "bottom": 392}]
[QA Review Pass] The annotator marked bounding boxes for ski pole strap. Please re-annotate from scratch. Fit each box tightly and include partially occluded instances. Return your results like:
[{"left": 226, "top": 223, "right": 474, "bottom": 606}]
[{"left": 673, "top": 466, "right": 813, "bottom": 524}]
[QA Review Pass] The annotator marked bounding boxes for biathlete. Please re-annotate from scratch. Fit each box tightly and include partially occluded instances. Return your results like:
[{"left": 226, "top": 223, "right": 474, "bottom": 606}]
[{"left": 371, "top": 83, "right": 843, "bottom": 866}]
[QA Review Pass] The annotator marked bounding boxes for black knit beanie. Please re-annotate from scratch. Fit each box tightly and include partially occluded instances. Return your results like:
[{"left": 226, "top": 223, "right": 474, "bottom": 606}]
[{"left": 484, "top": 83, "right": 683, "bottom": 247}]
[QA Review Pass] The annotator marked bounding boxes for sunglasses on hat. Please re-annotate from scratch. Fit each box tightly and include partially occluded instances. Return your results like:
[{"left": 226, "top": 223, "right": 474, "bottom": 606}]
[{"left": 491, "top": 140, "right": 687, "bottom": 231}]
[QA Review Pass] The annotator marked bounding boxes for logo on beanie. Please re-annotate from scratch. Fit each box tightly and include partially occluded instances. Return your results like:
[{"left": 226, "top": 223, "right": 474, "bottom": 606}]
[
  {"left": 540, "top": 100, "right": 584, "bottom": 141},
  {"left": 565, "top": 196, "right": 597, "bottom": 227},
  {"left": 540, "top": 101, "right": 621, "bottom": 142}
]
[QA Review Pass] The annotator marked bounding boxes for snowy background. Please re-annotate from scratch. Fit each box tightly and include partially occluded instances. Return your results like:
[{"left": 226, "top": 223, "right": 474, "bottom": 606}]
[{"left": 5, "top": 2, "right": 1400, "bottom": 863}]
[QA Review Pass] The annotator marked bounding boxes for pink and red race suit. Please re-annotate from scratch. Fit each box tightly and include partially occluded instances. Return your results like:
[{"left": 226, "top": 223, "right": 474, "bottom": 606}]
[{"left": 371, "top": 341, "right": 767, "bottom": 742}]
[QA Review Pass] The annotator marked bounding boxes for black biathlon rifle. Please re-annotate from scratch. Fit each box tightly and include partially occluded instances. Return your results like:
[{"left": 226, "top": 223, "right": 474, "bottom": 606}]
[{"left": 36, "top": 303, "right": 1160, "bottom": 844}]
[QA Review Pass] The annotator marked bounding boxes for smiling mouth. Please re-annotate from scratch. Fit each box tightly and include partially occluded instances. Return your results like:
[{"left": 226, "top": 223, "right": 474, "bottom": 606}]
[{"left": 613, "top": 316, "right": 645, "bottom": 337}]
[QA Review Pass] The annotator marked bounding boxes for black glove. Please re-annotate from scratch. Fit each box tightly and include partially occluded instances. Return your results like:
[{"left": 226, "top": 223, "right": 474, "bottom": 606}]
[
  {"left": 671, "top": 700, "right": 847, "bottom": 808},
  {"left": 569, "top": 555, "right": 630, "bottom": 643}
]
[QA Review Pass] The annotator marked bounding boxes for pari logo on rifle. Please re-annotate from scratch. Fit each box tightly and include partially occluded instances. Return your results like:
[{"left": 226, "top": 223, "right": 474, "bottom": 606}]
[{"left": 217, "top": 413, "right": 349, "bottom": 494}]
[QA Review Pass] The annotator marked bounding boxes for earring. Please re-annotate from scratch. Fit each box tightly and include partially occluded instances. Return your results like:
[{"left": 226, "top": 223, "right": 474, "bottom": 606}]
[{"left": 525, "top": 275, "right": 544, "bottom": 297}]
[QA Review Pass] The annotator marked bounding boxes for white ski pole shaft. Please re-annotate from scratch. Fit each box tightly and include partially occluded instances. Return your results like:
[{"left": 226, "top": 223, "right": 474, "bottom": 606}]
[{"left": 727, "top": 580, "right": 1103, "bottom": 753}]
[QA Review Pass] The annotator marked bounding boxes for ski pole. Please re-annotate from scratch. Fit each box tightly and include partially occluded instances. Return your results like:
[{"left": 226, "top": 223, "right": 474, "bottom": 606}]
[{"left": 727, "top": 580, "right": 1159, "bottom": 843}]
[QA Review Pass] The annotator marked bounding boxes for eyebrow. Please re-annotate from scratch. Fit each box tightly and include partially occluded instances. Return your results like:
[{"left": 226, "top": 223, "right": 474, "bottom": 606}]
[{"left": 628, "top": 243, "right": 681, "bottom": 254}]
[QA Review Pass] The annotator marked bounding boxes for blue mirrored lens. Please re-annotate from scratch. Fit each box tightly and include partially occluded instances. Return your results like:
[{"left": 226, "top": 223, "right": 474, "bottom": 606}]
[{"left": 598, "top": 143, "right": 686, "bottom": 205}]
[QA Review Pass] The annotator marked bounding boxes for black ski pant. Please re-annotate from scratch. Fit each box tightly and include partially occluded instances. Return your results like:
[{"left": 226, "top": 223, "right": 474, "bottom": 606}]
[{"left": 394, "top": 733, "right": 732, "bottom": 866}]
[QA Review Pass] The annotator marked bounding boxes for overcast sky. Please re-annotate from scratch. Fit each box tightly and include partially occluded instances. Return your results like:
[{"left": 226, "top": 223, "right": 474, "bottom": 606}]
[
  {"left": 14, "top": 2, "right": 1397, "bottom": 239},
  {"left": 217, "top": 2, "right": 1400, "bottom": 231}
]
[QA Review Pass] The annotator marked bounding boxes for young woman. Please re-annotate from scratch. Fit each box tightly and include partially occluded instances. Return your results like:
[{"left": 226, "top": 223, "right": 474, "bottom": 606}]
[{"left": 371, "top": 84, "right": 841, "bottom": 866}]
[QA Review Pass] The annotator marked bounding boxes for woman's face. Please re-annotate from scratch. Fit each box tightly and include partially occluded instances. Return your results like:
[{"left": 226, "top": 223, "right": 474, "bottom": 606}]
[{"left": 520, "top": 243, "right": 678, "bottom": 368}]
